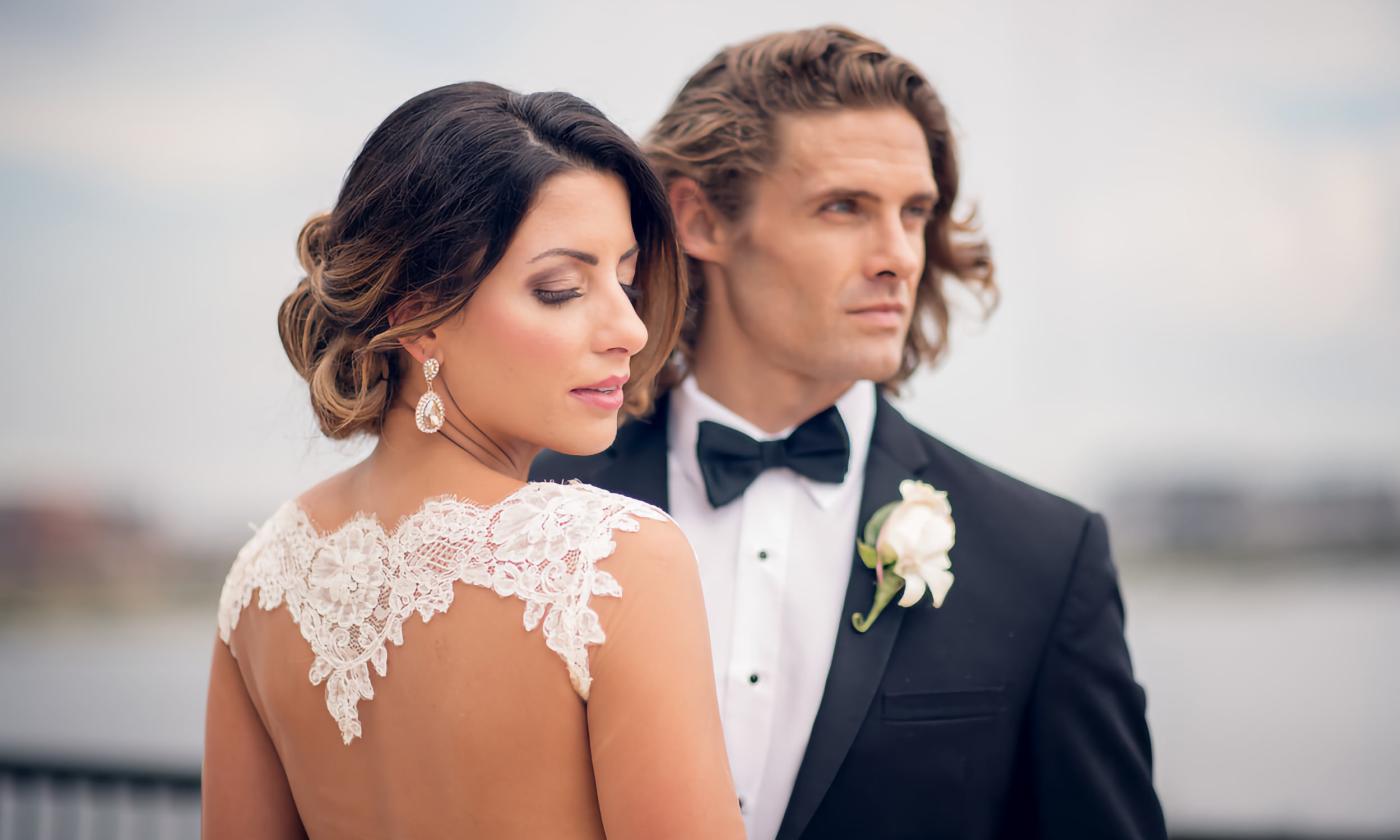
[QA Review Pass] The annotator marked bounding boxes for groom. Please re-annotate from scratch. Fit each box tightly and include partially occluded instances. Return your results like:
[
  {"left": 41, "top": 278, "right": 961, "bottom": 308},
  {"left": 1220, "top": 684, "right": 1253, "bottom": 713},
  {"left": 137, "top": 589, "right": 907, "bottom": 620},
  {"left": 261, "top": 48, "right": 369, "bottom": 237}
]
[{"left": 534, "top": 25, "right": 1166, "bottom": 840}]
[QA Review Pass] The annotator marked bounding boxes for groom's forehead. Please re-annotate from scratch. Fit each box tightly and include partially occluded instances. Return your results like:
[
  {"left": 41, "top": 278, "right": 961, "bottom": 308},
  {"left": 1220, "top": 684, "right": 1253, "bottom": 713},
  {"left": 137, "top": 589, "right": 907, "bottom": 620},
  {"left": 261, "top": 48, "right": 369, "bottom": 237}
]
[{"left": 762, "top": 109, "right": 938, "bottom": 195}]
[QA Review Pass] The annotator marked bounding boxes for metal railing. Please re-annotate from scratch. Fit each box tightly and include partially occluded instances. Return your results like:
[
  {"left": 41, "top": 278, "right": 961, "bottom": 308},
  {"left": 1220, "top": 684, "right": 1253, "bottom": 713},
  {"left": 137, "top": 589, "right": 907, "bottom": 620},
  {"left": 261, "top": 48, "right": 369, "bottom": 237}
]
[
  {"left": 2, "top": 754, "right": 1395, "bottom": 840},
  {"left": 0, "top": 756, "right": 200, "bottom": 840}
]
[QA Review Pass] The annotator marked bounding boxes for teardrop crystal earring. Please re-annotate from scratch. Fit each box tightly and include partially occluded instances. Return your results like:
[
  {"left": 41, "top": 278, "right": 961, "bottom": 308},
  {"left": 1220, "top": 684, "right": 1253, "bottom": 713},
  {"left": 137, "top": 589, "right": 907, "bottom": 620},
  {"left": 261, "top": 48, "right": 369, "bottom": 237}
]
[{"left": 414, "top": 357, "right": 445, "bottom": 434}]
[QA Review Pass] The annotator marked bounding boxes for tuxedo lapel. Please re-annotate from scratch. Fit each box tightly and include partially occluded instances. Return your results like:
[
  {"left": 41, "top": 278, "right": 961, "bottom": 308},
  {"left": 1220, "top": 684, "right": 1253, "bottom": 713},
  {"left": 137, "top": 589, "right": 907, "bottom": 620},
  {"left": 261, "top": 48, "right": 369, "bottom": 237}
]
[
  {"left": 591, "top": 393, "right": 671, "bottom": 512},
  {"left": 776, "top": 396, "right": 931, "bottom": 840}
]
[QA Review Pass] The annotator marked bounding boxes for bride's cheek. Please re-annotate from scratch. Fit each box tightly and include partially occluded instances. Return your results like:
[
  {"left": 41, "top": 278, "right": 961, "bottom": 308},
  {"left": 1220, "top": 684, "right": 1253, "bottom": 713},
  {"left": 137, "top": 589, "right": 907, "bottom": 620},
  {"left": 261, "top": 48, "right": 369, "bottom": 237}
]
[
  {"left": 492, "top": 306, "right": 579, "bottom": 389},
  {"left": 483, "top": 298, "right": 547, "bottom": 353}
]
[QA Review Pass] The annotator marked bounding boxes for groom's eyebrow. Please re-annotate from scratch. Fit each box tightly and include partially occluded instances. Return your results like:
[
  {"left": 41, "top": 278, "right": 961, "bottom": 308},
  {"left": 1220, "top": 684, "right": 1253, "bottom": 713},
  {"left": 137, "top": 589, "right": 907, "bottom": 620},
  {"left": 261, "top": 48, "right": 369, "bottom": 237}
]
[
  {"left": 814, "top": 187, "right": 940, "bottom": 204},
  {"left": 529, "top": 247, "right": 599, "bottom": 266}
]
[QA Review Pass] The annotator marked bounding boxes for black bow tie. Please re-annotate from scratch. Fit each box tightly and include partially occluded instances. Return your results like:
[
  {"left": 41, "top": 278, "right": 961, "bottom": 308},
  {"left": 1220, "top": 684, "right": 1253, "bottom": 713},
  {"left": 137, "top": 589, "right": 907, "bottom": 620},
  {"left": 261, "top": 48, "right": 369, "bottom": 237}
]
[{"left": 695, "top": 405, "right": 851, "bottom": 508}]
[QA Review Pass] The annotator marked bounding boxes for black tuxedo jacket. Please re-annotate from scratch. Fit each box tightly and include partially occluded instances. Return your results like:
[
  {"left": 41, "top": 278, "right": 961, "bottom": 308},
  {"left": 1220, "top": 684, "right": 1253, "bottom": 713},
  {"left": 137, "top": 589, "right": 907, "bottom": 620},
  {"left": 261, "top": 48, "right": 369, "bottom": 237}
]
[{"left": 531, "top": 393, "right": 1167, "bottom": 839}]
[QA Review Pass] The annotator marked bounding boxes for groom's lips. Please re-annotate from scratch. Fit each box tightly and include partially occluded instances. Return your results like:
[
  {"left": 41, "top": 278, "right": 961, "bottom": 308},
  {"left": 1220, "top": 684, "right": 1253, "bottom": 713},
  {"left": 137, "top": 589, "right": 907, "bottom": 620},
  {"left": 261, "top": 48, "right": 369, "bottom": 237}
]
[{"left": 849, "top": 302, "right": 907, "bottom": 329}]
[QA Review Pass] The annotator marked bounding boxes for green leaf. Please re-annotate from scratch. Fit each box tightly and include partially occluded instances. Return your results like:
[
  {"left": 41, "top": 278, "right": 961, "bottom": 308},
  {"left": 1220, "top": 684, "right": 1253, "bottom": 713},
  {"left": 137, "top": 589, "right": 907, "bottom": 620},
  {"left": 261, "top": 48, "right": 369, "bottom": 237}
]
[
  {"left": 862, "top": 501, "right": 900, "bottom": 546},
  {"left": 857, "top": 541, "right": 879, "bottom": 569}
]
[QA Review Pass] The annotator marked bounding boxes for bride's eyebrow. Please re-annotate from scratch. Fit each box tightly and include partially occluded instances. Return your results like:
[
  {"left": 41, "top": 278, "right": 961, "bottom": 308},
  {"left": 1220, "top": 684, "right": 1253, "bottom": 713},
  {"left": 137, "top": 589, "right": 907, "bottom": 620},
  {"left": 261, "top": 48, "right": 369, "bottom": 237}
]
[
  {"left": 529, "top": 245, "right": 640, "bottom": 264},
  {"left": 530, "top": 247, "right": 598, "bottom": 265}
]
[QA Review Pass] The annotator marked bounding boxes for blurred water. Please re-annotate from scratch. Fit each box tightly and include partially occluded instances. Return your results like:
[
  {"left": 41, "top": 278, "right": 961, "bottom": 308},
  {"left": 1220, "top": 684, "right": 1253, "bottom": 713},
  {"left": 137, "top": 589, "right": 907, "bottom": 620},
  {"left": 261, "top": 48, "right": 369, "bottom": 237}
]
[
  {"left": 1, "top": 566, "right": 1397, "bottom": 834},
  {"left": 1125, "top": 563, "right": 1400, "bottom": 835},
  {"left": 0, "top": 610, "right": 213, "bottom": 770}
]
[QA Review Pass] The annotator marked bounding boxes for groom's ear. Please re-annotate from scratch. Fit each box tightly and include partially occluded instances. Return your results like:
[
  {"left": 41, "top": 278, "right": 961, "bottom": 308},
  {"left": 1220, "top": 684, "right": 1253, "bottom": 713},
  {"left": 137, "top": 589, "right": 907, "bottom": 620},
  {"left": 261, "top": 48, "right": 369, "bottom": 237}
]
[{"left": 668, "top": 177, "right": 728, "bottom": 264}]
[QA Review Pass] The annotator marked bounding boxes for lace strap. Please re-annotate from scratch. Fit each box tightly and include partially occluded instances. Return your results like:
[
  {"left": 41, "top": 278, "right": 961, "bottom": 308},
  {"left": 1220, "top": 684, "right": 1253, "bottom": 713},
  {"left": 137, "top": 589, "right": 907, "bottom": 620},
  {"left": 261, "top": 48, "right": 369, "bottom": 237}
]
[
  {"left": 503, "top": 484, "right": 670, "bottom": 699},
  {"left": 216, "top": 483, "right": 670, "bottom": 745}
]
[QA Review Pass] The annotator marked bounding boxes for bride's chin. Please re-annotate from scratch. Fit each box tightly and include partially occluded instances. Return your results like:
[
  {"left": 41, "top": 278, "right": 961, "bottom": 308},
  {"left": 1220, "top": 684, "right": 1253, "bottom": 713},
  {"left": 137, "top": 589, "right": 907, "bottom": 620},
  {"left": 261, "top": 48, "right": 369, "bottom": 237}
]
[{"left": 544, "top": 424, "right": 620, "bottom": 458}]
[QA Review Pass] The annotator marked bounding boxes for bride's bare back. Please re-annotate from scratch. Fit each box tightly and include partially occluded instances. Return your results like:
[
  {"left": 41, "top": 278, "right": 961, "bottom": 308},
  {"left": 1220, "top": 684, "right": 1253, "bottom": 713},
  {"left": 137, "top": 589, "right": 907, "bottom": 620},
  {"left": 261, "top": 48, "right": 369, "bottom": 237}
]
[{"left": 205, "top": 480, "right": 741, "bottom": 839}]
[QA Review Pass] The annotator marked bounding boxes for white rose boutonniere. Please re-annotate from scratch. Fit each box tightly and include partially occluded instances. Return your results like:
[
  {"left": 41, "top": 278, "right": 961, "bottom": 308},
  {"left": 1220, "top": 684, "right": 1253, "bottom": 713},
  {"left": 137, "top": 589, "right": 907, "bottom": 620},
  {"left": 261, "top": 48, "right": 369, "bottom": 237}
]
[{"left": 852, "top": 480, "right": 956, "bottom": 633}]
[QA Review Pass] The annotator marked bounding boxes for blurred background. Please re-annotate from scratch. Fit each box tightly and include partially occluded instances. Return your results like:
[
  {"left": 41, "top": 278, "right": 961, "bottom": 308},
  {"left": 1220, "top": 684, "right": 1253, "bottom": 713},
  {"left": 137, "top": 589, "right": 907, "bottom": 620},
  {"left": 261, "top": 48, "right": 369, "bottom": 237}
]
[{"left": 2, "top": 0, "right": 1397, "bottom": 837}]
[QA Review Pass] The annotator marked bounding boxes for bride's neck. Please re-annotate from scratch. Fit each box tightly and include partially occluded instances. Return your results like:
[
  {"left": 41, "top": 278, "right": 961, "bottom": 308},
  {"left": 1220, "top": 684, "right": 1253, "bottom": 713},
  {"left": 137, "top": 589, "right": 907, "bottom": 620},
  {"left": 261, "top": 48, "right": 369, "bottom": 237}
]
[{"left": 362, "top": 402, "right": 539, "bottom": 498}]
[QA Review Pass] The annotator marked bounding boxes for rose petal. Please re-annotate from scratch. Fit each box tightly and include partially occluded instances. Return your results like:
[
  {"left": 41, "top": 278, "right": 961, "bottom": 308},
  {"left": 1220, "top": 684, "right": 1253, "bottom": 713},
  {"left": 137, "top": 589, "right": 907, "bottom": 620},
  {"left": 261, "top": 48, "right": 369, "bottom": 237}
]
[
  {"left": 899, "top": 480, "right": 938, "bottom": 503},
  {"left": 881, "top": 505, "right": 938, "bottom": 561},
  {"left": 897, "top": 572, "right": 927, "bottom": 608},
  {"left": 925, "top": 553, "right": 952, "bottom": 572},
  {"left": 927, "top": 569, "right": 955, "bottom": 608},
  {"left": 917, "top": 517, "right": 956, "bottom": 554}
]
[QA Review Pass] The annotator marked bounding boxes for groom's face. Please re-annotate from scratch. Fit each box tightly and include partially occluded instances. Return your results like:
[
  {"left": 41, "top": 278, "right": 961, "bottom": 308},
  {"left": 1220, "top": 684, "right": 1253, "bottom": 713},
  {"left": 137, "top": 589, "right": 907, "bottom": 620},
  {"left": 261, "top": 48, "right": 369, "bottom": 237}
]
[{"left": 709, "top": 107, "right": 936, "bottom": 385}]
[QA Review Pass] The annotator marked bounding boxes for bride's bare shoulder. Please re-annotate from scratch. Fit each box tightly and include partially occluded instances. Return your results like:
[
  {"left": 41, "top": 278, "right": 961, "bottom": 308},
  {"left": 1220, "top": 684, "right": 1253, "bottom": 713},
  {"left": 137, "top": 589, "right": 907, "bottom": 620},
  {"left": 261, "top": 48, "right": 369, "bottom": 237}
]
[
  {"left": 610, "top": 513, "right": 694, "bottom": 571},
  {"left": 290, "top": 469, "right": 361, "bottom": 532}
]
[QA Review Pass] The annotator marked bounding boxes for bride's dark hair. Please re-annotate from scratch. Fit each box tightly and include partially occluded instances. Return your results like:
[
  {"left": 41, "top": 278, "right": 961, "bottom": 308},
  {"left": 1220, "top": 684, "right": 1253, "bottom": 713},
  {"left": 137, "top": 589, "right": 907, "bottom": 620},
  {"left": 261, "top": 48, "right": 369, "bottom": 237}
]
[{"left": 279, "top": 82, "right": 685, "bottom": 439}]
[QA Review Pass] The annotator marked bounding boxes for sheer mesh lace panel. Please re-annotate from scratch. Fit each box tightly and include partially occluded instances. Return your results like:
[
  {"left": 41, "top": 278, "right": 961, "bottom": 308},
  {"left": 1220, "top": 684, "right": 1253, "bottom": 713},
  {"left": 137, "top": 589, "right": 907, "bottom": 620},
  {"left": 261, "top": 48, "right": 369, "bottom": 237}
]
[{"left": 217, "top": 481, "right": 669, "bottom": 745}]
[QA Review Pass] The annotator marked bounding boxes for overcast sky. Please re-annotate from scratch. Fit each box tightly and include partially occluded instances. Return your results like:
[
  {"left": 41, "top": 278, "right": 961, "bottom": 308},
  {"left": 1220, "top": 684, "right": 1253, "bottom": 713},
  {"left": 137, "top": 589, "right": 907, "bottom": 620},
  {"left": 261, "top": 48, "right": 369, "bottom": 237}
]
[{"left": 2, "top": 0, "right": 1397, "bottom": 543}]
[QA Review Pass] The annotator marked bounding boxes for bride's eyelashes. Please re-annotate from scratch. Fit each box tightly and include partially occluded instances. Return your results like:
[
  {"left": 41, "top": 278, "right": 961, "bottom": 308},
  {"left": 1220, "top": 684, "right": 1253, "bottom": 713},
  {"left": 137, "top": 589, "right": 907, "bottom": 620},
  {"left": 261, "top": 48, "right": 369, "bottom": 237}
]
[
  {"left": 533, "top": 282, "right": 643, "bottom": 308},
  {"left": 534, "top": 287, "right": 583, "bottom": 306}
]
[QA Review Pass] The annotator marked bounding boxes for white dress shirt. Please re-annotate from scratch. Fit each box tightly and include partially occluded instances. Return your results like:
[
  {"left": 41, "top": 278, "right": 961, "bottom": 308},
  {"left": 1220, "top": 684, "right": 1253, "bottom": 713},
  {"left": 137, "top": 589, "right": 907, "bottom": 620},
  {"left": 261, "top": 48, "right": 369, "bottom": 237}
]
[{"left": 667, "top": 376, "right": 876, "bottom": 840}]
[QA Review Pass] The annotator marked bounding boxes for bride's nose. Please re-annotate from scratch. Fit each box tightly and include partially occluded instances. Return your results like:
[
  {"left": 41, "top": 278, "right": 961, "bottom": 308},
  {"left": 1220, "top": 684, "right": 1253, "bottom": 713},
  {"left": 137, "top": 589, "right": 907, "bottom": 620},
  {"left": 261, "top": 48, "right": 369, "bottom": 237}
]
[{"left": 594, "top": 282, "right": 648, "bottom": 357}]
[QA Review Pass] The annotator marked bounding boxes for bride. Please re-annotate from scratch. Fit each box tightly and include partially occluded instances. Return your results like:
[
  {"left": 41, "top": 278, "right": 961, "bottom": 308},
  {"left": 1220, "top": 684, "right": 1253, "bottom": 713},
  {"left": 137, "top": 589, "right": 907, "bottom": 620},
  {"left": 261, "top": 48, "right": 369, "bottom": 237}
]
[{"left": 203, "top": 82, "right": 744, "bottom": 839}]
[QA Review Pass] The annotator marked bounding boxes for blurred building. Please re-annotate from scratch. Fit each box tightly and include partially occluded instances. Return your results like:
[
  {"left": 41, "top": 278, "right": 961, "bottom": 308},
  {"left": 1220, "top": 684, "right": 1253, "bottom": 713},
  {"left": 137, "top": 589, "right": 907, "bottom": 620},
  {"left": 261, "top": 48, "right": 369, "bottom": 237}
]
[
  {"left": 0, "top": 497, "right": 225, "bottom": 611},
  {"left": 1107, "top": 477, "right": 1400, "bottom": 561}
]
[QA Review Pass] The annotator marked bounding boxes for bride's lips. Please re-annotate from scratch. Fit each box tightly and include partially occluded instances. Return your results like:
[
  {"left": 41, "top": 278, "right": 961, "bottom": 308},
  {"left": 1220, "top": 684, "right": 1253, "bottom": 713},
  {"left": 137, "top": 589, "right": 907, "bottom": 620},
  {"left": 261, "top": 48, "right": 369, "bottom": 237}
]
[
  {"left": 849, "top": 301, "right": 907, "bottom": 329},
  {"left": 570, "top": 374, "right": 629, "bottom": 411}
]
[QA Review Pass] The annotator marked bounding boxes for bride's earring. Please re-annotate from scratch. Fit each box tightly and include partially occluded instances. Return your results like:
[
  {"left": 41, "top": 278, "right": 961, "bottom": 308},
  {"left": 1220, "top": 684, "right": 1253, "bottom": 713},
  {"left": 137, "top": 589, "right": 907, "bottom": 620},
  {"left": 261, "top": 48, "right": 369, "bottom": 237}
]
[{"left": 414, "top": 357, "right": 446, "bottom": 434}]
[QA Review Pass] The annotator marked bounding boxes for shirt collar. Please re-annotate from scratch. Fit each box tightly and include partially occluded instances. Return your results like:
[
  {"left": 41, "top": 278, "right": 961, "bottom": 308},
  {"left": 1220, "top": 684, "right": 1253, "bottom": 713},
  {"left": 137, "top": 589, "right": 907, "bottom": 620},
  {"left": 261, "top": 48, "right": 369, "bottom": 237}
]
[{"left": 668, "top": 376, "right": 877, "bottom": 511}]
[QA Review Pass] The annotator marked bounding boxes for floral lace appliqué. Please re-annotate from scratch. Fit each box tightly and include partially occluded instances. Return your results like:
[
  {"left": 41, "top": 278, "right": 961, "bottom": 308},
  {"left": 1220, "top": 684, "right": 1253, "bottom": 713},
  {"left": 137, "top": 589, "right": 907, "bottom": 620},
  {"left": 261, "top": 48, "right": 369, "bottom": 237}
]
[{"left": 217, "top": 481, "right": 668, "bottom": 745}]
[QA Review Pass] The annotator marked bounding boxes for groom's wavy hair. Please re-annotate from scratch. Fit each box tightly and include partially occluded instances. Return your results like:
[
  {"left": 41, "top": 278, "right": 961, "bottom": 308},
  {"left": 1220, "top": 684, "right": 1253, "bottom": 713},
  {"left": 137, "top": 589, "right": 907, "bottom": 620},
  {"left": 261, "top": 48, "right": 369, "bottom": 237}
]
[
  {"left": 645, "top": 25, "right": 997, "bottom": 393},
  {"left": 279, "top": 82, "right": 685, "bottom": 439}
]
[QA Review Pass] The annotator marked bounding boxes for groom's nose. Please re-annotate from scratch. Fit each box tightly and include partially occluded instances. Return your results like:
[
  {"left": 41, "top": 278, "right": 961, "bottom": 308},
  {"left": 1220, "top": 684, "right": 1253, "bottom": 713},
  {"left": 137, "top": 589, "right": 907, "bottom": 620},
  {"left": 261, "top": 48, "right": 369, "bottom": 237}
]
[{"left": 864, "top": 211, "right": 922, "bottom": 284}]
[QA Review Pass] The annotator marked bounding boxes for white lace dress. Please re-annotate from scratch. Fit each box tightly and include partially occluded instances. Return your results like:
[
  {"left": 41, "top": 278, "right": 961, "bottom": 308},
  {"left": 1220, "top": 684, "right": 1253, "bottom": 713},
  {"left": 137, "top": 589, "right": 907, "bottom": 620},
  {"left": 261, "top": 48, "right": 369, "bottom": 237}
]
[{"left": 216, "top": 480, "right": 668, "bottom": 745}]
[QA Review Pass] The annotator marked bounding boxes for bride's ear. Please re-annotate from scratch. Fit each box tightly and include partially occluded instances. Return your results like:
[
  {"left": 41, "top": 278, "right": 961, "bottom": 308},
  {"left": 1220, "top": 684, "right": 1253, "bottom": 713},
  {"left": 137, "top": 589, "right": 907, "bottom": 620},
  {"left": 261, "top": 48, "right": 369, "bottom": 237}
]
[
  {"left": 669, "top": 178, "right": 729, "bottom": 264},
  {"left": 388, "top": 296, "right": 438, "bottom": 365}
]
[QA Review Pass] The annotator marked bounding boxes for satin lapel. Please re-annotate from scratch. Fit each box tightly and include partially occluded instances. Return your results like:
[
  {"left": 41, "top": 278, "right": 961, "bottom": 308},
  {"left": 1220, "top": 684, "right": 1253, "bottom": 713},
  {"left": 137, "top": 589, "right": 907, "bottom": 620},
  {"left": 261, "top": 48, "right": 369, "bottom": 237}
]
[
  {"left": 776, "top": 396, "right": 931, "bottom": 840},
  {"left": 590, "top": 393, "right": 671, "bottom": 512}
]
